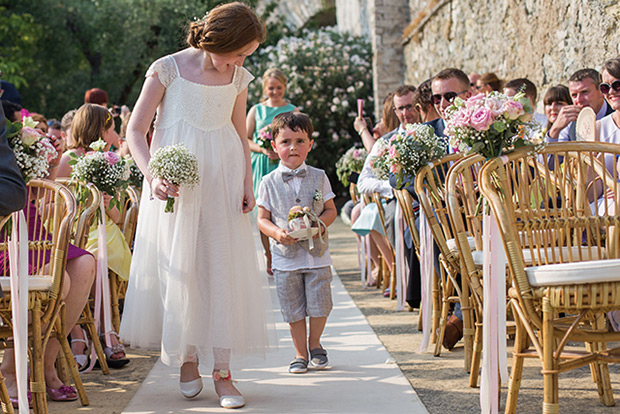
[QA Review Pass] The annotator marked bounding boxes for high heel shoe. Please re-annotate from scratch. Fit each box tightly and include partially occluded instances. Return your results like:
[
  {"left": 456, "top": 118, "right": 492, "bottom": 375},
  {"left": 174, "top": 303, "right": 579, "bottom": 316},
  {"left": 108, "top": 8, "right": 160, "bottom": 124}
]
[
  {"left": 179, "top": 377, "right": 203, "bottom": 399},
  {"left": 213, "top": 369, "right": 245, "bottom": 409}
]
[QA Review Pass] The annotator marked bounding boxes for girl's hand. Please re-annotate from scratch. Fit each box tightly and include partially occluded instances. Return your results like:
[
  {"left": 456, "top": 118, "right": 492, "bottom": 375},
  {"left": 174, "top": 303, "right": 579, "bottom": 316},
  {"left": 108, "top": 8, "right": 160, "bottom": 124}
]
[
  {"left": 263, "top": 148, "right": 279, "bottom": 160},
  {"left": 275, "top": 228, "right": 297, "bottom": 245},
  {"left": 242, "top": 184, "right": 255, "bottom": 213},
  {"left": 150, "top": 177, "right": 179, "bottom": 201}
]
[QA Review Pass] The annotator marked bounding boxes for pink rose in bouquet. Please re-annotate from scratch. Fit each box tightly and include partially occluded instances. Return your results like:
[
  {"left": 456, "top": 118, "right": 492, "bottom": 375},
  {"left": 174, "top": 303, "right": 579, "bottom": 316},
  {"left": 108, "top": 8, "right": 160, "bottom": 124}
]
[
  {"left": 502, "top": 100, "right": 524, "bottom": 120},
  {"left": 470, "top": 107, "right": 494, "bottom": 131},
  {"left": 20, "top": 126, "right": 43, "bottom": 148},
  {"left": 103, "top": 151, "right": 120, "bottom": 165}
]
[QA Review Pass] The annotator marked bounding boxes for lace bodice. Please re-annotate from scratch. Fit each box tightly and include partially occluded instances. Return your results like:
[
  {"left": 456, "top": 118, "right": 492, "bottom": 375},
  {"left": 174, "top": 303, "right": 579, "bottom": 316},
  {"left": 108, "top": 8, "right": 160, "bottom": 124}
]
[{"left": 146, "top": 55, "right": 254, "bottom": 132}]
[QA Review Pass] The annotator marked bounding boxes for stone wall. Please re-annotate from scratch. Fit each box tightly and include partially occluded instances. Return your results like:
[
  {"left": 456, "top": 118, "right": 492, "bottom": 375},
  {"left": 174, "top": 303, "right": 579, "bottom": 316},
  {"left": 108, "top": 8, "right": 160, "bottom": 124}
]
[
  {"left": 368, "top": 0, "right": 410, "bottom": 117},
  {"left": 403, "top": 0, "right": 620, "bottom": 109},
  {"left": 264, "top": 0, "right": 324, "bottom": 29},
  {"left": 335, "top": 0, "right": 371, "bottom": 37}
]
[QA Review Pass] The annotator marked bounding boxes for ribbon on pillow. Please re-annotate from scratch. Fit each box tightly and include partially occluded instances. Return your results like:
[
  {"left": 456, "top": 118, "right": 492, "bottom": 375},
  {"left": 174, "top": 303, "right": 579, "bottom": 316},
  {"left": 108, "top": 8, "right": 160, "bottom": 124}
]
[
  {"left": 300, "top": 210, "right": 328, "bottom": 257},
  {"left": 9, "top": 210, "right": 28, "bottom": 414}
]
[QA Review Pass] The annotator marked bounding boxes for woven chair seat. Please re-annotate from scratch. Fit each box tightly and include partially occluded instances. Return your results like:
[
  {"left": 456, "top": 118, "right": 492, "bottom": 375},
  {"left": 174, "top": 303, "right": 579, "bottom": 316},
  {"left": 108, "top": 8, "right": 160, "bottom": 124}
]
[{"left": 0, "top": 275, "right": 54, "bottom": 291}]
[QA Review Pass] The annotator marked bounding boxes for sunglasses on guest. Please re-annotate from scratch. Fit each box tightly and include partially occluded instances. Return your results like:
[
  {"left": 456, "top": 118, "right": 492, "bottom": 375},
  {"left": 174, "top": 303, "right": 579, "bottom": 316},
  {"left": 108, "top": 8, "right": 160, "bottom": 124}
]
[
  {"left": 600, "top": 80, "right": 620, "bottom": 95},
  {"left": 431, "top": 91, "right": 467, "bottom": 105}
]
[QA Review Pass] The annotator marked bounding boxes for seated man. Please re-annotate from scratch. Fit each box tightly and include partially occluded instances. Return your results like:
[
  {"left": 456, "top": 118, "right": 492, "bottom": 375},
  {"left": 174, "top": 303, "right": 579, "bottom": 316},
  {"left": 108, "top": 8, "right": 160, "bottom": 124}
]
[{"left": 546, "top": 68, "right": 613, "bottom": 143}]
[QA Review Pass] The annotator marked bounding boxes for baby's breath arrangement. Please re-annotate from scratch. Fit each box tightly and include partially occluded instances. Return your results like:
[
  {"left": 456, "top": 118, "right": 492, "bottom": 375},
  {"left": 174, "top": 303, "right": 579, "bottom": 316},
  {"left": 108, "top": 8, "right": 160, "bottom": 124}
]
[
  {"left": 335, "top": 146, "right": 367, "bottom": 186},
  {"left": 6, "top": 116, "right": 56, "bottom": 183},
  {"left": 370, "top": 123, "right": 447, "bottom": 188},
  {"left": 148, "top": 144, "right": 200, "bottom": 213},
  {"left": 69, "top": 139, "right": 130, "bottom": 212}
]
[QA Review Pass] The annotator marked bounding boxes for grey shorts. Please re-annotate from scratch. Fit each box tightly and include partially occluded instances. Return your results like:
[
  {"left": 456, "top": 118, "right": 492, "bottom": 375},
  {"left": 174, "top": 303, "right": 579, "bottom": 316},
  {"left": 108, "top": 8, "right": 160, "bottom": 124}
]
[{"left": 273, "top": 266, "right": 333, "bottom": 323}]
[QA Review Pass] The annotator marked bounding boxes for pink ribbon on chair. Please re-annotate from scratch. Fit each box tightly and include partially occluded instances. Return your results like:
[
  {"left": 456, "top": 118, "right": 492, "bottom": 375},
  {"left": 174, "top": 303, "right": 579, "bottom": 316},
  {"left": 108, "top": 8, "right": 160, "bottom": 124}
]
[
  {"left": 480, "top": 205, "right": 508, "bottom": 414},
  {"left": 394, "top": 203, "right": 407, "bottom": 311},
  {"left": 86, "top": 198, "right": 114, "bottom": 371},
  {"left": 418, "top": 209, "right": 434, "bottom": 352},
  {"left": 8, "top": 211, "right": 29, "bottom": 414}
]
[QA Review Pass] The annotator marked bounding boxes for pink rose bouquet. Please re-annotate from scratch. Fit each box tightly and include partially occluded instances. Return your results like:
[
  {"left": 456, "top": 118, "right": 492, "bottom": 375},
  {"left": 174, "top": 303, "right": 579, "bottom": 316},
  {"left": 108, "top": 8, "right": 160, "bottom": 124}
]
[
  {"left": 5, "top": 116, "right": 57, "bottom": 183},
  {"left": 445, "top": 91, "right": 539, "bottom": 158},
  {"left": 257, "top": 124, "right": 274, "bottom": 150},
  {"left": 69, "top": 139, "right": 130, "bottom": 211},
  {"left": 370, "top": 123, "right": 447, "bottom": 188}
]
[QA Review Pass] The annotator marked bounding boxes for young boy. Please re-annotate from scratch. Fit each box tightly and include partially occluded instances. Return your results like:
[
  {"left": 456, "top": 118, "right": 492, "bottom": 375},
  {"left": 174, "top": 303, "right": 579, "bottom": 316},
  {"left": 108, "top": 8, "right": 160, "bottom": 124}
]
[{"left": 257, "top": 112, "right": 337, "bottom": 374}]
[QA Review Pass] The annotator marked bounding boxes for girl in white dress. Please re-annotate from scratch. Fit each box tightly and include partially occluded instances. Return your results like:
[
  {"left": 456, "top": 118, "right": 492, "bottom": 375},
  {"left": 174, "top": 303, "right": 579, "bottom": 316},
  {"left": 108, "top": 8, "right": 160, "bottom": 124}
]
[{"left": 119, "top": 2, "right": 273, "bottom": 409}]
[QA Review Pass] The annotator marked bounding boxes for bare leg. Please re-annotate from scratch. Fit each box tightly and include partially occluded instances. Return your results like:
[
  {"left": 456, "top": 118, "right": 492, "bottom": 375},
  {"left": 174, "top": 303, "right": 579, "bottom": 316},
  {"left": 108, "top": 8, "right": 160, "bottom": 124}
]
[
  {"left": 370, "top": 230, "right": 393, "bottom": 273},
  {"left": 289, "top": 319, "right": 308, "bottom": 360},
  {"left": 308, "top": 317, "right": 327, "bottom": 351}
]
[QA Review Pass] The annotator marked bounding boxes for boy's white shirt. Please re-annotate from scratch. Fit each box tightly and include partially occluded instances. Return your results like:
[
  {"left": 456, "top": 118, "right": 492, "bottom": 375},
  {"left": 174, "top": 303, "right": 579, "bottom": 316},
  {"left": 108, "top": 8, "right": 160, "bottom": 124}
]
[{"left": 257, "top": 162, "right": 335, "bottom": 271}]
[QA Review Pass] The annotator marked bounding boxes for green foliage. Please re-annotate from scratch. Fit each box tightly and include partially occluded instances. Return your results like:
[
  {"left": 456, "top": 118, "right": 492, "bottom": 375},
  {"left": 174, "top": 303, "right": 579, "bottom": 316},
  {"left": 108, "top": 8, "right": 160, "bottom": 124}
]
[
  {"left": 0, "top": 7, "right": 42, "bottom": 88},
  {"left": 1, "top": 0, "right": 285, "bottom": 119},
  {"left": 246, "top": 27, "right": 373, "bottom": 193}
]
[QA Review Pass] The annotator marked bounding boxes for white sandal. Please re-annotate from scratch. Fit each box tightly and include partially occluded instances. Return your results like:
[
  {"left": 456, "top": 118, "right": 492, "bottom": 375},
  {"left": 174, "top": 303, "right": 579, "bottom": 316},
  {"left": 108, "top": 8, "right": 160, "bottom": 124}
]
[{"left": 71, "top": 328, "right": 90, "bottom": 372}]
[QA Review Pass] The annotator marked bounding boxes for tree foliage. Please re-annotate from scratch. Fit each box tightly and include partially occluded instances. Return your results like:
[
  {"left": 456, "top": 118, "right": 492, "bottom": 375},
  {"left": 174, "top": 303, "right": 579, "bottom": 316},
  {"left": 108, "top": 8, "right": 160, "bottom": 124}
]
[{"left": 1, "top": 0, "right": 286, "bottom": 119}]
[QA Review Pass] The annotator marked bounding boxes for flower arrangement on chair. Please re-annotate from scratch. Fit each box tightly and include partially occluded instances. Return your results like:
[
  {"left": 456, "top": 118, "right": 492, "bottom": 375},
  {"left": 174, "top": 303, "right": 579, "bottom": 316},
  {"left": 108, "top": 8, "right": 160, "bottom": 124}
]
[
  {"left": 369, "top": 123, "right": 446, "bottom": 187},
  {"left": 445, "top": 91, "right": 542, "bottom": 158},
  {"left": 335, "top": 145, "right": 368, "bottom": 186},
  {"left": 68, "top": 139, "right": 131, "bottom": 215},
  {"left": 6, "top": 116, "right": 56, "bottom": 183}
]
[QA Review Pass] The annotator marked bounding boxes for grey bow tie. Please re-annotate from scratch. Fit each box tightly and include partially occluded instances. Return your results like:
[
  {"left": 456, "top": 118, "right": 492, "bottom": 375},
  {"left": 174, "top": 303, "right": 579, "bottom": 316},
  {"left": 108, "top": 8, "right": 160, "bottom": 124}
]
[{"left": 282, "top": 169, "right": 307, "bottom": 182}]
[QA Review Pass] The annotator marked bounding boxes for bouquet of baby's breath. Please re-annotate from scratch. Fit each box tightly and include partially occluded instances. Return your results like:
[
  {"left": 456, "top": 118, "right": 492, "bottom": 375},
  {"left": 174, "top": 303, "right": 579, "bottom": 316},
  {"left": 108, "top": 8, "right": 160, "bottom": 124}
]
[
  {"left": 125, "top": 157, "right": 144, "bottom": 188},
  {"left": 335, "top": 145, "right": 367, "bottom": 186},
  {"left": 148, "top": 144, "right": 200, "bottom": 213},
  {"left": 370, "top": 123, "right": 447, "bottom": 187},
  {"left": 6, "top": 116, "right": 56, "bottom": 183},
  {"left": 69, "top": 139, "right": 130, "bottom": 212}
]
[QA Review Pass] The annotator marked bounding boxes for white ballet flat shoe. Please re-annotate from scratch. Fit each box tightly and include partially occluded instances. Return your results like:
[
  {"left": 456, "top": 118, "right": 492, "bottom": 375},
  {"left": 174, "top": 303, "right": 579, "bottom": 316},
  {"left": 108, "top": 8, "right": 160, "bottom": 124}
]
[
  {"left": 219, "top": 395, "right": 245, "bottom": 409},
  {"left": 179, "top": 377, "right": 203, "bottom": 399}
]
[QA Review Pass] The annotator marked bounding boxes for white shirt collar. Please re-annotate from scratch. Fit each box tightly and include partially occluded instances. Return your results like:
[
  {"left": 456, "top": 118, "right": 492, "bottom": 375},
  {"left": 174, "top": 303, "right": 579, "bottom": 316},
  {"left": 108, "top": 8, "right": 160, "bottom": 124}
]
[{"left": 278, "top": 162, "right": 307, "bottom": 173}]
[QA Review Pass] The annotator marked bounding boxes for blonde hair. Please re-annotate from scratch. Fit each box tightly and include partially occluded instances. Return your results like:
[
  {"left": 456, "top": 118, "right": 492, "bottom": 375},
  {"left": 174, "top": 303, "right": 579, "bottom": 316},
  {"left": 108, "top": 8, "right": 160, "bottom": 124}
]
[
  {"left": 71, "top": 104, "right": 113, "bottom": 150},
  {"left": 186, "top": 2, "right": 266, "bottom": 54},
  {"left": 263, "top": 68, "right": 287, "bottom": 89}
]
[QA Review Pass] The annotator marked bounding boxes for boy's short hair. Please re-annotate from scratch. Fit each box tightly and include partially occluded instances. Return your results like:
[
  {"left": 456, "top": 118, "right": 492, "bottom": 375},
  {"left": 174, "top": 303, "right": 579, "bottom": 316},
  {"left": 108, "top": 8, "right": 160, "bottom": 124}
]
[{"left": 272, "top": 112, "right": 314, "bottom": 141}]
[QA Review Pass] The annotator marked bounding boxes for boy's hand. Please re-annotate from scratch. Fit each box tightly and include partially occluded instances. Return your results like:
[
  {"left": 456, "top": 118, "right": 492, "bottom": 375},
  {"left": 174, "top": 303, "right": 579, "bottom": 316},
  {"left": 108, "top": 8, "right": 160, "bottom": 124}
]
[{"left": 275, "top": 228, "right": 297, "bottom": 245}]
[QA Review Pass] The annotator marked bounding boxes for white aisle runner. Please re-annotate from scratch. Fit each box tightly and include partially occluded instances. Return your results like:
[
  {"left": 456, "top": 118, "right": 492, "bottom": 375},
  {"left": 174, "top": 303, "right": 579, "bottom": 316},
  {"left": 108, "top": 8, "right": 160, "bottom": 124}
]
[{"left": 122, "top": 228, "right": 428, "bottom": 414}]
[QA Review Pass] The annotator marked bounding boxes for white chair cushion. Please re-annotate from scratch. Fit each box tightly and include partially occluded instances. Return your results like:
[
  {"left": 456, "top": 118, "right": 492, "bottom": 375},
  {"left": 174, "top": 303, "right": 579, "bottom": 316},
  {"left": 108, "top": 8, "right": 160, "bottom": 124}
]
[
  {"left": 526, "top": 258, "right": 620, "bottom": 287},
  {"left": 0, "top": 275, "right": 54, "bottom": 292},
  {"left": 446, "top": 236, "right": 476, "bottom": 254},
  {"left": 472, "top": 246, "right": 603, "bottom": 267}
]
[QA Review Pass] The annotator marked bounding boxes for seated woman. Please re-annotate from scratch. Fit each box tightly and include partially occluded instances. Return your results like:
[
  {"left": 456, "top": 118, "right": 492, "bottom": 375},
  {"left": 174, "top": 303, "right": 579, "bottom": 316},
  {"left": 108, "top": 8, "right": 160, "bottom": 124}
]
[
  {"left": 0, "top": 135, "right": 95, "bottom": 407},
  {"left": 57, "top": 103, "right": 131, "bottom": 369}
]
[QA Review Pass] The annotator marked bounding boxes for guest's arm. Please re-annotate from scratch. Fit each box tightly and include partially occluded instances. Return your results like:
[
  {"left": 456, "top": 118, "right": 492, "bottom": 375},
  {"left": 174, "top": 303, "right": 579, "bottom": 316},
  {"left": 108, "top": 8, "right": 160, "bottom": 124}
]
[{"left": 357, "top": 144, "right": 393, "bottom": 197}]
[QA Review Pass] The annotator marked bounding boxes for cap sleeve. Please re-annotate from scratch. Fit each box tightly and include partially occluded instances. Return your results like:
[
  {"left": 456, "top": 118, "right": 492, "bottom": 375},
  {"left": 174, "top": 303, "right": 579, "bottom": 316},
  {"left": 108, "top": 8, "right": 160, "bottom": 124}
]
[
  {"left": 234, "top": 66, "right": 254, "bottom": 95},
  {"left": 145, "top": 56, "right": 177, "bottom": 88}
]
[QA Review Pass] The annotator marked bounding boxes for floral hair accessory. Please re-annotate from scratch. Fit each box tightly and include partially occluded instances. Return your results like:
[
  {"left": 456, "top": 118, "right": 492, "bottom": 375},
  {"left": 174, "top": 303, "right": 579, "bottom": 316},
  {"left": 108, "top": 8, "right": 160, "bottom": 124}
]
[{"left": 213, "top": 369, "right": 231, "bottom": 381}]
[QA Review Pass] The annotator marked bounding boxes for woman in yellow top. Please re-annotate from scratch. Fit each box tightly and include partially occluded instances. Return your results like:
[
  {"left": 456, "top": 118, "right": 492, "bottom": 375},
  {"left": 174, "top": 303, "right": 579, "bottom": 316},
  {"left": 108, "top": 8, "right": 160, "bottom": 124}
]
[{"left": 57, "top": 103, "right": 131, "bottom": 368}]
